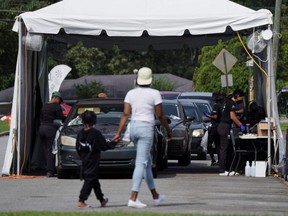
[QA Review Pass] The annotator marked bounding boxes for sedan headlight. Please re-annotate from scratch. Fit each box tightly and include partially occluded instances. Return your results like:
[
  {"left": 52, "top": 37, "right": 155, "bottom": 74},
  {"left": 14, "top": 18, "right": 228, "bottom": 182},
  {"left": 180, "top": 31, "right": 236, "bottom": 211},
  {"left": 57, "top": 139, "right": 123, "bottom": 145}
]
[
  {"left": 192, "top": 129, "right": 205, "bottom": 137},
  {"left": 61, "top": 136, "right": 76, "bottom": 146},
  {"left": 60, "top": 136, "right": 136, "bottom": 148},
  {"left": 118, "top": 140, "right": 135, "bottom": 148}
]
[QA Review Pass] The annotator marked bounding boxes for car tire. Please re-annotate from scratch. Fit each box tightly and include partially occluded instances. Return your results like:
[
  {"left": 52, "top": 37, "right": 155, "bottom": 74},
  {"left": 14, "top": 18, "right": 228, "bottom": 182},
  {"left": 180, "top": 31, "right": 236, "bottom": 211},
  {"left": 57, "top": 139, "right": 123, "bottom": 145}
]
[
  {"left": 197, "top": 152, "right": 207, "bottom": 160},
  {"left": 178, "top": 149, "right": 191, "bottom": 166},
  {"left": 162, "top": 157, "right": 168, "bottom": 169},
  {"left": 157, "top": 141, "right": 168, "bottom": 171},
  {"left": 57, "top": 169, "right": 70, "bottom": 179},
  {"left": 152, "top": 165, "right": 158, "bottom": 178}
]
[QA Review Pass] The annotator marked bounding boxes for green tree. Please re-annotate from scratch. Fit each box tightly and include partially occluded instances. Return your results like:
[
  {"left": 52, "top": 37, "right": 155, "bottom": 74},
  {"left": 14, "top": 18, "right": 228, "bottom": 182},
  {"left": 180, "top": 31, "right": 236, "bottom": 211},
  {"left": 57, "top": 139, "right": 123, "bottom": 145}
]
[
  {"left": 64, "top": 42, "right": 107, "bottom": 78},
  {"left": 63, "top": 43, "right": 195, "bottom": 79},
  {"left": 0, "top": 0, "right": 55, "bottom": 90},
  {"left": 232, "top": 0, "right": 275, "bottom": 9},
  {"left": 276, "top": 4, "right": 288, "bottom": 89},
  {"left": 151, "top": 77, "right": 176, "bottom": 91},
  {"left": 75, "top": 80, "right": 107, "bottom": 99},
  {"left": 193, "top": 39, "right": 249, "bottom": 94}
]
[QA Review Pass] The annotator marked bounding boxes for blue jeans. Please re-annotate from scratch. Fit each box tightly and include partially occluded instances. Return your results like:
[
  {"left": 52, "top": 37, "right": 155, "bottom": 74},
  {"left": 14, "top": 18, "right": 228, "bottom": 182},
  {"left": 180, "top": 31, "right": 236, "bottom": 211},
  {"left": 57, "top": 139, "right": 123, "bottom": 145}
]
[{"left": 130, "top": 120, "right": 155, "bottom": 192}]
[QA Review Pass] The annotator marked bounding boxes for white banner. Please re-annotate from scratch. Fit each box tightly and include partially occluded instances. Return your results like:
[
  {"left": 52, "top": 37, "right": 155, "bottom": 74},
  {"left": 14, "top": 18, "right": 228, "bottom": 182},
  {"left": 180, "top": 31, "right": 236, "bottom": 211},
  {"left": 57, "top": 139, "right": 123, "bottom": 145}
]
[
  {"left": 1, "top": 56, "right": 20, "bottom": 176},
  {"left": 48, "top": 65, "right": 71, "bottom": 99}
]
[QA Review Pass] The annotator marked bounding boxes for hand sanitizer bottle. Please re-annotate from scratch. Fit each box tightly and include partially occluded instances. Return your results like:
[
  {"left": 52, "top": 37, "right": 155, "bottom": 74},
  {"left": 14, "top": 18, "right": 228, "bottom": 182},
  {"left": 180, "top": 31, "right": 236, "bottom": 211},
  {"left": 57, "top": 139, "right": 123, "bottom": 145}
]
[
  {"left": 245, "top": 161, "right": 251, "bottom": 177},
  {"left": 250, "top": 161, "right": 256, "bottom": 177}
]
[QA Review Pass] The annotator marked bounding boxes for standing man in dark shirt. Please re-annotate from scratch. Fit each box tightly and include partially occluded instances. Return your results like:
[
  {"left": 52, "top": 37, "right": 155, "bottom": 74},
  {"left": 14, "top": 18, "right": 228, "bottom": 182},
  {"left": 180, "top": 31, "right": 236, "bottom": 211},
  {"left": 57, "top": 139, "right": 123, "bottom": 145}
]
[
  {"left": 204, "top": 92, "right": 225, "bottom": 166},
  {"left": 39, "top": 91, "right": 64, "bottom": 177},
  {"left": 217, "top": 89, "right": 246, "bottom": 176}
]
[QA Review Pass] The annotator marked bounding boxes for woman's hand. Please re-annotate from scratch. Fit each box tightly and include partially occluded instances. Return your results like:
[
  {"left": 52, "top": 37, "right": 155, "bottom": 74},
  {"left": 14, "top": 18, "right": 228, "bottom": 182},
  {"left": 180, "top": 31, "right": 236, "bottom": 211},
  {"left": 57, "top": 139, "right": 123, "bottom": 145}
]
[
  {"left": 166, "top": 129, "right": 172, "bottom": 141},
  {"left": 112, "top": 134, "right": 121, "bottom": 143}
]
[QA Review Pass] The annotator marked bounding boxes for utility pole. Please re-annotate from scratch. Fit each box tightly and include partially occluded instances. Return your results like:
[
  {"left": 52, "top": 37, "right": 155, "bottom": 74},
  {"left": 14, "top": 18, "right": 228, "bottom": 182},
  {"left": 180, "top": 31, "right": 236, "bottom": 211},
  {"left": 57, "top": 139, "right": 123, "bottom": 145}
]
[{"left": 273, "top": 0, "right": 282, "bottom": 80}]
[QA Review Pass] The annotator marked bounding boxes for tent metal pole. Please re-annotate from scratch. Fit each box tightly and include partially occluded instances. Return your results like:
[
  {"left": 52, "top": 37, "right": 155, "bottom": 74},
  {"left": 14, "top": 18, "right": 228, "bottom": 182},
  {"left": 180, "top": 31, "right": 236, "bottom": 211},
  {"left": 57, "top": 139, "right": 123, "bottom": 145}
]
[
  {"left": 16, "top": 20, "right": 23, "bottom": 176},
  {"left": 267, "top": 25, "right": 272, "bottom": 175}
]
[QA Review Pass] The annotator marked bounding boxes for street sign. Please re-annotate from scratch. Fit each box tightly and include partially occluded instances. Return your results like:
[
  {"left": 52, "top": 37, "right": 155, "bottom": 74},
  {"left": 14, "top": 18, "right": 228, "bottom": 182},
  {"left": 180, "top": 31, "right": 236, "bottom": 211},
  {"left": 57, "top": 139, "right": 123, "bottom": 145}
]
[
  {"left": 221, "top": 74, "right": 233, "bottom": 87},
  {"left": 213, "top": 48, "right": 237, "bottom": 74}
]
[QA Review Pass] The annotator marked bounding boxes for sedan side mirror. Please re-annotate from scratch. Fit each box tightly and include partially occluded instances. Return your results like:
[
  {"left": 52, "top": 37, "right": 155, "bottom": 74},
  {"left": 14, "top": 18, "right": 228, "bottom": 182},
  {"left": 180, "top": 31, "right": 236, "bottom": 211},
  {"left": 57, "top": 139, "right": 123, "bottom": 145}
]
[
  {"left": 186, "top": 116, "right": 195, "bottom": 122},
  {"left": 203, "top": 116, "right": 211, "bottom": 123},
  {"left": 155, "top": 116, "right": 171, "bottom": 126}
]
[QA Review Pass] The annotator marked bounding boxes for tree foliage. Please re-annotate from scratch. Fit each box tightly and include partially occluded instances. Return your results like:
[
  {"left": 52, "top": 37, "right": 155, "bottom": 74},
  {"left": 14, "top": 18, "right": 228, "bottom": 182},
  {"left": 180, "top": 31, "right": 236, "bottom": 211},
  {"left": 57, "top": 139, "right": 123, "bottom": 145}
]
[
  {"left": 0, "top": 0, "right": 55, "bottom": 90},
  {"left": 75, "top": 80, "right": 106, "bottom": 99},
  {"left": 0, "top": 0, "right": 288, "bottom": 96},
  {"left": 64, "top": 42, "right": 107, "bottom": 78},
  {"left": 151, "top": 77, "right": 176, "bottom": 91},
  {"left": 193, "top": 38, "right": 249, "bottom": 94},
  {"left": 62, "top": 44, "right": 194, "bottom": 79}
]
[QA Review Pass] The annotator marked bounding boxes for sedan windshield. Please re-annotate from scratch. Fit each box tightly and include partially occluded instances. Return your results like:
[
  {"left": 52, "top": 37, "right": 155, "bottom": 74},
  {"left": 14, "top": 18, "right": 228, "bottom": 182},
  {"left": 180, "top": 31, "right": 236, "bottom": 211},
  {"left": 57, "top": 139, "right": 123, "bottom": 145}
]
[
  {"left": 163, "top": 104, "right": 180, "bottom": 118},
  {"left": 182, "top": 105, "right": 200, "bottom": 121},
  {"left": 68, "top": 106, "right": 123, "bottom": 126}
]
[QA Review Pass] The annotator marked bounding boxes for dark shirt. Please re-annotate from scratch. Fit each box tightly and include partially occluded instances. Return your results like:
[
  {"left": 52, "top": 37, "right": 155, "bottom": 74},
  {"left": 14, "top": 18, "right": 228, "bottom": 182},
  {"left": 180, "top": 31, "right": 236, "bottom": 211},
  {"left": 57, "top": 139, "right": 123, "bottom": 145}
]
[
  {"left": 220, "top": 98, "right": 237, "bottom": 124},
  {"left": 40, "top": 103, "right": 63, "bottom": 125},
  {"left": 76, "top": 128, "right": 114, "bottom": 160},
  {"left": 76, "top": 128, "right": 114, "bottom": 178},
  {"left": 210, "top": 101, "right": 223, "bottom": 124},
  {"left": 235, "top": 100, "right": 245, "bottom": 121}
]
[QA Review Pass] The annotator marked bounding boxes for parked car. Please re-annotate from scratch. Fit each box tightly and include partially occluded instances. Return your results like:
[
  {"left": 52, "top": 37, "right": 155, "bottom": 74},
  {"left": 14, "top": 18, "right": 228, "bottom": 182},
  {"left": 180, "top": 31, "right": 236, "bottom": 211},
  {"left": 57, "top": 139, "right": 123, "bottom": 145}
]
[
  {"left": 190, "top": 99, "right": 212, "bottom": 113},
  {"left": 162, "top": 99, "right": 192, "bottom": 166},
  {"left": 178, "top": 100, "right": 209, "bottom": 160},
  {"left": 178, "top": 92, "right": 214, "bottom": 106},
  {"left": 160, "top": 91, "right": 181, "bottom": 100},
  {"left": 188, "top": 99, "right": 213, "bottom": 126},
  {"left": 55, "top": 98, "right": 168, "bottom": 178}
]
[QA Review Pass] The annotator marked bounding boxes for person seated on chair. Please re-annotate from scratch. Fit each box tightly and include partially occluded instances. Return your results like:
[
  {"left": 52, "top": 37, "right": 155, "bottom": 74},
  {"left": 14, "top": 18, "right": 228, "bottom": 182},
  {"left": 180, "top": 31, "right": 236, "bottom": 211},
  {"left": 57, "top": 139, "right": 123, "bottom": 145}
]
[{"left": 245, "top": 101, "right": 266, "bottom": 132}]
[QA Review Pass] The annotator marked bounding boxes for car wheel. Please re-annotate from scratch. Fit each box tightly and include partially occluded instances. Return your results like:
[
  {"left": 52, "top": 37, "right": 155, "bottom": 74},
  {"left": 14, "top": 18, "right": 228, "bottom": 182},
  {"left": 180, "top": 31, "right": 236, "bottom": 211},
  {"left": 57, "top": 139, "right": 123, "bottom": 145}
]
[
  {"left": 178, "top": 147, "right": 191, "bottom": 166},
  {"left": 152, "top": 165, "right": 158, "bottom": 178},
  {"left": 162, "top": 157, "right": 168, "bottom": 169},
  {"left": 197, "top": 152, "right": 207, "bottom": 160},
  {"left": 57, "top": 169, "right": 70, "bottom": 179},
  {"left": 157, "top": 141, "right": 168, "bottom": 171}
]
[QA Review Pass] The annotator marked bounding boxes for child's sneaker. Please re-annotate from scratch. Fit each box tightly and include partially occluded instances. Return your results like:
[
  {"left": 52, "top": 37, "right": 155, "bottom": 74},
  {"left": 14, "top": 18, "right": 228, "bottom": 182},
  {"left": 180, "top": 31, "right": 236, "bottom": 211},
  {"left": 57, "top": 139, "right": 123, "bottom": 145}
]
[
  {"left": 101, "top": 198, "right": 109, "bottom": 207},
  {"left": 77, "top": 201, "right": 91, "bottom": 209}
]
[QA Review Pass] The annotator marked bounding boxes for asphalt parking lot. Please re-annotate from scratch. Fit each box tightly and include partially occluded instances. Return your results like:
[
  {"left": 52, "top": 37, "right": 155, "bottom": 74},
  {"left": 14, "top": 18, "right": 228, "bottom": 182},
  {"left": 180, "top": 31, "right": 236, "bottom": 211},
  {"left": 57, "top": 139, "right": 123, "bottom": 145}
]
[{"left": 1, "top": 135, "right": 288, "bottom": 215}]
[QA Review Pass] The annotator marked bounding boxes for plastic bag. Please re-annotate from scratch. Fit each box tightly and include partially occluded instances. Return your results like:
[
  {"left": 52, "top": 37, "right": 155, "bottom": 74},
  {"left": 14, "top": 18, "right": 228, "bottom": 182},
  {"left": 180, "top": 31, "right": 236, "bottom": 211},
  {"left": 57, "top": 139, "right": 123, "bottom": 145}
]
[
  {"left": 122, "top": 123, "right": 131, "bottom": 142},
  {"left": 52, "top": 127, "right": 61, "bottom": 154},
  {"left": 200, "top": 130, "right": 208, "bottom": 153}
]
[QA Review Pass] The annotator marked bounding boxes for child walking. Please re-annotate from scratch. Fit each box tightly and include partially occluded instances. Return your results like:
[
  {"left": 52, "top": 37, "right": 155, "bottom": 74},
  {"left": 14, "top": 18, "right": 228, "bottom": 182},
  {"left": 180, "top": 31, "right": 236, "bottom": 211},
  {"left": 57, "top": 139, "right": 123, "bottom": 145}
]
[{"left": 76, "top": 110, "right": 116, "bottom": 208}]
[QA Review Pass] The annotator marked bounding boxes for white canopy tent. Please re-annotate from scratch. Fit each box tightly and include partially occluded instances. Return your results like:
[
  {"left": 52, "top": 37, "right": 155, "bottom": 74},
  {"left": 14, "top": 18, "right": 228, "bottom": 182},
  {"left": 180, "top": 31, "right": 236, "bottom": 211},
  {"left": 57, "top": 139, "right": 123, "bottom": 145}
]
[{"left": 2, "top": 0, "right": 284, "bottom": 176}]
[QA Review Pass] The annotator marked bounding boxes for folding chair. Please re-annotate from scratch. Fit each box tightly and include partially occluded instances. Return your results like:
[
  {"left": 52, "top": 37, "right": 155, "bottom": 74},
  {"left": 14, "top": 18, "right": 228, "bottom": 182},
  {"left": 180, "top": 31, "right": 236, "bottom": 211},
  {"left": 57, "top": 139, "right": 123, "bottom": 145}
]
[{"left": 228, "top": 128, "right": 257, "bottom": 175}]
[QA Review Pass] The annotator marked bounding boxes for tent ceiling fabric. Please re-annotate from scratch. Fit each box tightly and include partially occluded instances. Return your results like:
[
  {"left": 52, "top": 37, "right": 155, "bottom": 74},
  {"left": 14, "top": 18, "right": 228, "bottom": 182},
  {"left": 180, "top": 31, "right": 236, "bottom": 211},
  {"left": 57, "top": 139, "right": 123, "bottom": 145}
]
[{"left": 13, "top": 0, "right": 273, "bottom": 37}]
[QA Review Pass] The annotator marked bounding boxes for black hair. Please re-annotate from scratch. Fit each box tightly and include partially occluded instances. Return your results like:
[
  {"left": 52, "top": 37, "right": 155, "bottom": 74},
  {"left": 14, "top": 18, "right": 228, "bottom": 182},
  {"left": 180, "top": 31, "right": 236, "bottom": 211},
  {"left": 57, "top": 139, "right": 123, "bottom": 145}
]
[
  {"left": 233, "top": 89, "right": 244, "bottom": 99},
  {"left": 212, "top": 91, "right": 224, "bottom": 102},
  {"left": 80, "top": 110, "right": 96, "bottom": 126},
  {"left": 135, "top": 81, "right": 151, "bottom": 88}
]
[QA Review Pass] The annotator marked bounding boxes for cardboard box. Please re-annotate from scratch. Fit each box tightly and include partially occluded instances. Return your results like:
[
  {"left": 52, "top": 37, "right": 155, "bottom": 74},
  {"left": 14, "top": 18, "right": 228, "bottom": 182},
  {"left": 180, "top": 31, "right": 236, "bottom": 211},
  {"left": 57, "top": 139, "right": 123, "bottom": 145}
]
[{"left": 257, "top": 122, "right": 274, "bottom": 136}]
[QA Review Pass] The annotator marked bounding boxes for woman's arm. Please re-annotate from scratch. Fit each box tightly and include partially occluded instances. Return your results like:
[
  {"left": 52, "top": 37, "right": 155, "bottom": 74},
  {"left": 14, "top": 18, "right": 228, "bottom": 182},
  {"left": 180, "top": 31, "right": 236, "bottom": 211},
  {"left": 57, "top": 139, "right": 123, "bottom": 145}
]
[{"left": 155, "top": 103, "right": 172, "bottom": 140}]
